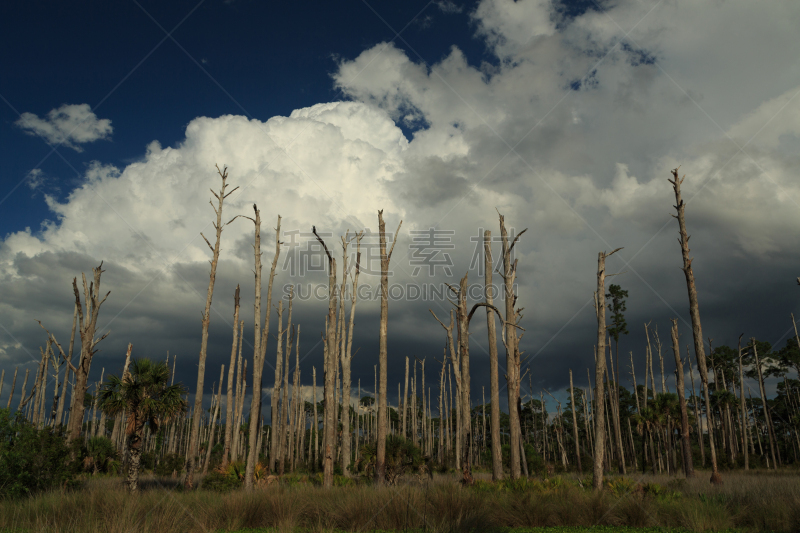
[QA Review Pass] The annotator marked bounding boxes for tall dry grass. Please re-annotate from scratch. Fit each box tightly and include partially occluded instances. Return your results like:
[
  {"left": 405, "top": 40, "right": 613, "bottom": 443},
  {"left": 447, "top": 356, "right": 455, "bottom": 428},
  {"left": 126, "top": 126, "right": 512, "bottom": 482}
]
[{"left": 1, "top": 470, "right": 799, "bottom": 533}]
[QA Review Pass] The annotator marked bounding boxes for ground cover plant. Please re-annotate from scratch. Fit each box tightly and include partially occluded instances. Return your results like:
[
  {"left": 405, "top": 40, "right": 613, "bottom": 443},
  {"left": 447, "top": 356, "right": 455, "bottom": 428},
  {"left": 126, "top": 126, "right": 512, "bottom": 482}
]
[{"left": 1, "top": 470, "right": 799, "bottom": 533}]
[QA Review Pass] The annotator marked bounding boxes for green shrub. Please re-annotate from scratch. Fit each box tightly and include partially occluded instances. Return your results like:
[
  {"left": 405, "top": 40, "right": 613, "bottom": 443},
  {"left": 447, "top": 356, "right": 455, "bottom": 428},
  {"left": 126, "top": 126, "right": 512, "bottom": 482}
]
[
  {"left": 0, "top": 409, "right": 79, "bottom": 499},
  {"left": 85, "top": 436, "right": 117, "bottom": 474},
  {"left": 140, "top": 450, "right": 156, "bottom": 471},
  {"left": 201, "top": 471, "right": 243, "bottom": 492},
  {"left": 154, "top": 452, "right": 184, "bottom": 476},
  {"left": 355, "top": 436, "right": 428, "bottom": 484}
]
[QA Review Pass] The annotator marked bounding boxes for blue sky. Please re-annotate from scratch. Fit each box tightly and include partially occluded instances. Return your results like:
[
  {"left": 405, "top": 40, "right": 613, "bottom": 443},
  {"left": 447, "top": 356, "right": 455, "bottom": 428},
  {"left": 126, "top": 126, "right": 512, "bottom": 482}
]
[
  {"left": 0, "top": 0, "right": 504, "bottom": 233},
  {"left": 1, "top": 0, "right": 799, "bottom": 412}
]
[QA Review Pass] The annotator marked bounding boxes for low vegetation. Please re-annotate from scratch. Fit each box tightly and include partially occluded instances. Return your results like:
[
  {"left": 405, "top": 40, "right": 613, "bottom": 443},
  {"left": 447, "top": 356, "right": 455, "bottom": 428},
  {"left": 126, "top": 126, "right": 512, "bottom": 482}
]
[{"left": 1, "top": 470, "right": 799, "bottom": 533}]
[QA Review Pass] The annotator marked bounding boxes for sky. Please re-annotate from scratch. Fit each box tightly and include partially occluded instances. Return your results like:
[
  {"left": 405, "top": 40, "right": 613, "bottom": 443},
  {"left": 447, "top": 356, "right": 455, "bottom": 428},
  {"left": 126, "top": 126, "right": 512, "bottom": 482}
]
[{"left": 1, "top": 0, "right": 799, "bottom": 419}]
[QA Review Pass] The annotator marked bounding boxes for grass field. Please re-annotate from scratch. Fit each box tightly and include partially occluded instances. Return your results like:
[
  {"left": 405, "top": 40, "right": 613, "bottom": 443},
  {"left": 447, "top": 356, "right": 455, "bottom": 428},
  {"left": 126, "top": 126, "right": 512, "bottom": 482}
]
[{"left": 0, "top": 470, "right": 797, "bottom": 533}]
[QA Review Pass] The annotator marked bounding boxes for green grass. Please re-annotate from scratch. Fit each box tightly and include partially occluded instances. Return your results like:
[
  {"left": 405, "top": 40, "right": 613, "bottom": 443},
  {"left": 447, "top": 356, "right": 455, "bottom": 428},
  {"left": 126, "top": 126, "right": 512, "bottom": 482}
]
[{"left": 0, "top": 470, "right": 797, "bottom": 533}]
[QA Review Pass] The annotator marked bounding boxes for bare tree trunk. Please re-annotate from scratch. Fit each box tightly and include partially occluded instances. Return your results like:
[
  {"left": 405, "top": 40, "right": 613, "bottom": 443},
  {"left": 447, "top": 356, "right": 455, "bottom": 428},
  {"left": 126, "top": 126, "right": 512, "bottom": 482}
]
[
  {"left": 6, "top": 368, "right": 17, "bottom": 410},
  {"left": 687, "top": 351, "right": 705, "bottom": 466},
  {"left": 499, "top": 213, "right": 526, "bottom": 479},
  {"left": 671, "top": 319, "right": 694, "bottom": 477},
  {"left": 738, "top": 336, "right": 749, "bottom": 470},
  {"left": 223, "top": 286, "right": 241, "bottom": 468},
  {"left": 752, "top": 339, "right": 779, "bottom": 468},
  {"left": 315, "top": 228, "right": 339, "bottom": 488},
  {"left": 569, "top": 369, "right": 582, "bottom": 473},
  {"left": 341, "top": 232, "right": 362, "bottom": 475},
  {"left": 669, "top": 168, "right": 720, "bottom": 484},
  {"left": 313, "top": 367, "right": 319, "bottom": 468},
  {"left": 271, "top": 300, "right": 284, "bottom": 473},
  {"left": 593, "top": 248, "right": 621, "bottom": 490},
  {"left": 244, "top": 209, "right": 281, "bottom": 489},
  {"left": 403, "top": 357, "right": 409, "bottom": 439},
  {"left": 204, "top": 366, "right": 224, "bottom": 474},
  {"left": 60, "top": 262, "right": 110, "bottom": 444},
  {"left": 185, "top": 166, "right": 235, "bottom": 488},
  {"left": 54, "top": 304, "right": 78, "bottom": 427},
  {"left": 375, "top": 211, "right": 401, "bottom": 485},
  {"left": 483, "top": 229, "right": 504, "bottom": 481},
  {"left": 279, "top": 297, "right": 293, "bottom": 474}
]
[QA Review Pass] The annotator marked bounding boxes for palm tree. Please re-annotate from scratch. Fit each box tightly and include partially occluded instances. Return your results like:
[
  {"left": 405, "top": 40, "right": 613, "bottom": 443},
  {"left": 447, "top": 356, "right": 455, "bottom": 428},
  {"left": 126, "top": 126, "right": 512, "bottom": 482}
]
[{"left": 98, "top": 358, "right": 187, "bottom": 492}]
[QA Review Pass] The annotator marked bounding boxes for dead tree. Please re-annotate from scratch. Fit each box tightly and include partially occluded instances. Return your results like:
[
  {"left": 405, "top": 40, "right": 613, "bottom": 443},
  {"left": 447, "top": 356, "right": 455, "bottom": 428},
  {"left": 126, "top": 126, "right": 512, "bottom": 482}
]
[
  {"left": 752, "top": 338, "right": 779, "bottom": 468},
  {"left": 592, "top": 247, "right": 621, "bottom": 490},
  {"left": 499, "top": 213, "right": 527, "bottom": 479},
  {"left": 669, "top": 167, "right": 721, "bottom": 484},
  {"left": 737, "top": 335, "right": 749, "bottom": 470},
  {"left": 569, "top": 369, "right": 582, "bottom": 473},
  {"left": 430, "top": 310, "right": 461, "bottom": 468},
  {"left": 185, "top": 165, "right": 237, "bottom": 489},
  {"left": 223, "top": 285, "right": 241, "bottom": 468},
  {"left": 269, "top": 299, "right": 284, "bottom": 472},
  {"left": 203, "top": 365, "right": 224, "bottom": 474},
  {"left": 670, "top": 319, "right": 694, "bottom": 477},
  {"left": 6, "top": 368, "right": 17, "bottom": 410},
  {"left": 375, "top": 210, "right": 402, "bottom": 485},
  {"left": 314, "top": 226, "right": 338, "bottom": 488},
  {"left": 341, "top": 231, "right": 363, "bottom": 475},
  {"left": 54, "top": 303, "right": 77, "bottom": 427},
  {"left": 484, "top": 229, "right": 504, "bottom": 481},
  {"left": 64, "top": 262, "right": 110, "bottom": 444},
  {"left": 243, "top": 208, "right": 282, "bottom": 489}
]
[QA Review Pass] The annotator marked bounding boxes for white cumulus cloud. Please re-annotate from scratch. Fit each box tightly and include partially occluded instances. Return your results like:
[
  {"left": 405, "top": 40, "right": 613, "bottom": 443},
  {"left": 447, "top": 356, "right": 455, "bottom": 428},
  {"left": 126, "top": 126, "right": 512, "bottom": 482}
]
[{"left": 15, "top": 103, "right": 112, "bottom": 152}]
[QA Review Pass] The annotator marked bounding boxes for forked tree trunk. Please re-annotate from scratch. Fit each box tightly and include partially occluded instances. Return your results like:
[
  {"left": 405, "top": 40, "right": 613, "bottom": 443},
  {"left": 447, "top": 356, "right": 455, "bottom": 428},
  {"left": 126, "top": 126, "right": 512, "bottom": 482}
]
[
  {"left": 484, "top": 230, "right": 504, "bottom": 481},
  {"left": 315, "top": 227, "right": 338, "bottom": 488},
  {"left": 341, "top": 232, "right": 363, "bottom": 475},
  {"left": 671, "top": 319, "right": 694, "bottom": 477},
  {"left": 61, "top": 262, "right": 110, "bottom": 444},
  {"left": 593, "top": 247, "right": 621, "bottom": 491},
  {"left": 375, "top": 210, "right": 401, "bottom": 485},
  {"left": 185, "top": 166, "right": 236, "bottom": 489},
  {"left": 223, "top": 286, "right": 241, "bottom": 468},
  {"left": 499, "top": 213, "right": 526, "bottom": 479},
  {"left": 669, "top": 168, "right": 720, "bottom": 484},
  {"left": 245, "top": 208, "right": 281, "bottom": 489}
]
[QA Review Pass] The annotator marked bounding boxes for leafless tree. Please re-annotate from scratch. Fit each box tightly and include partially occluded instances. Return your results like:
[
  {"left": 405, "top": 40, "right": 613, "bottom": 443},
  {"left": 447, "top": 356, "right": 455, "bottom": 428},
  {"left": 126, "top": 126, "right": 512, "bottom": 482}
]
[
  {"left": 670, "top": 319, "right": 694, "bottom": 477},
  {"left": 341, "top": 231, "right": 363, "bottom": 475},
  {"left": 569, "top": 369, "right": 582, "bottom": 473},
  {"left": 223, "top": 286, "right": 241, "bottom": 468},
  {"left": 592, "top": 247, "right": 621, "bottom": 490},
  {"left": 669, "top": 167, "right": 721, "bottom": 484},
  {"left": 314, "top": 226, "right": 338, "bottom": 488},
  {"left": 203, "top": 365, "right": 224, "bottom": 474},
  {"left": 66, "top": 262, "right": 110, "bottom": 444},
  {"left": 498, "top": 212, "right": 527, "bottom": 479},
  {"left": 243, "top": 207, "right": 282, "bottom": 489},
  {"left": 737, "top": 334, "right": 748, "bottom": 470},
  {"left": 185, "top": 165, "right": 237, "bottom": 489},
  {"left": 484, "top": 229, "right": 504, "bottom": 481},
  {"left": 375, "top": 210, "right": 402, "bottom": 485}
]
